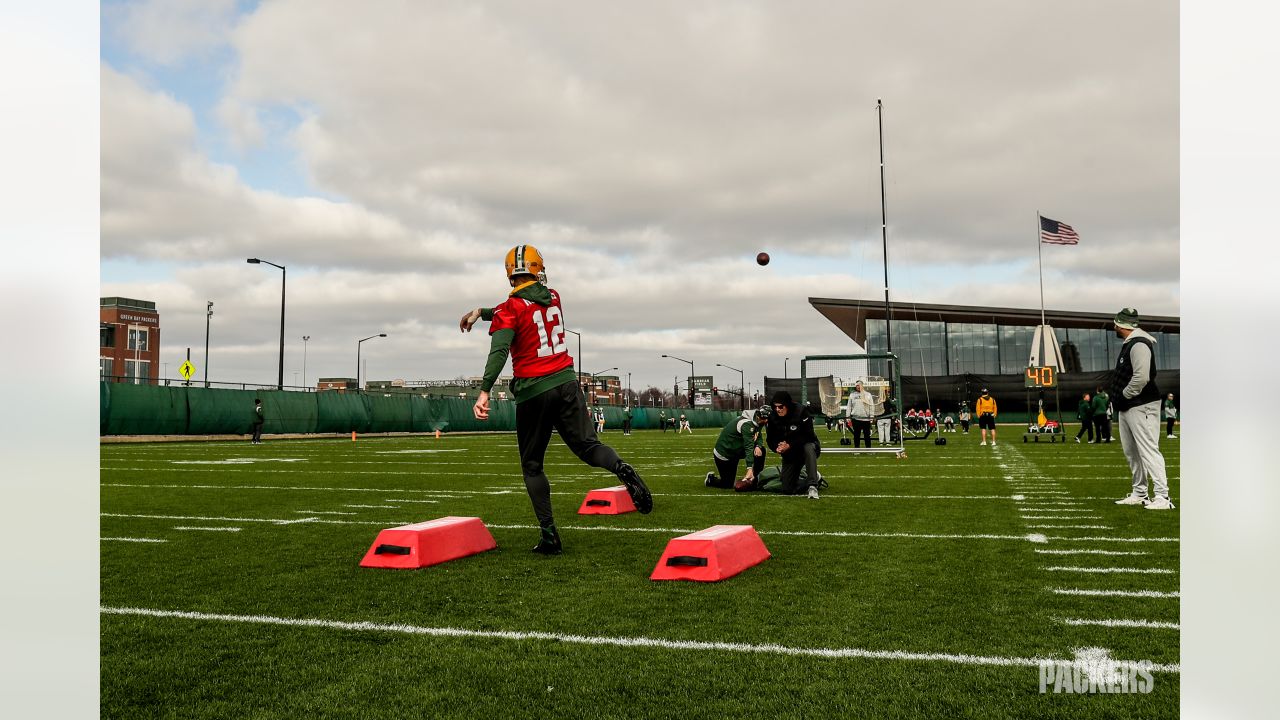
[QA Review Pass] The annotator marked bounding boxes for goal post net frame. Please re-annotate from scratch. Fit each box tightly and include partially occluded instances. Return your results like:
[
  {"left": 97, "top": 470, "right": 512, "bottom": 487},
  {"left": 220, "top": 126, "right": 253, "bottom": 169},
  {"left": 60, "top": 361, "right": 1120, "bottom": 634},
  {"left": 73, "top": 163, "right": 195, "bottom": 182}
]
[{"left": 800, "top": 353, "right": 905, "bottom": 455}]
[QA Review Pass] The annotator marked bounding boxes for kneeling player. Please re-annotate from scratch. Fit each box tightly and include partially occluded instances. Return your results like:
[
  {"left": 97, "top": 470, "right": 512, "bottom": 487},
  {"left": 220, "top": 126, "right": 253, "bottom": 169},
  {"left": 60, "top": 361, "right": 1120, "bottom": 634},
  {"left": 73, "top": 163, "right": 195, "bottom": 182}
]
[
  {"left": 705, "top": 407, "right": 769, "bottom": 491},
  {"left": 460, "top": 245, "right": 652, "bottom": 555}
]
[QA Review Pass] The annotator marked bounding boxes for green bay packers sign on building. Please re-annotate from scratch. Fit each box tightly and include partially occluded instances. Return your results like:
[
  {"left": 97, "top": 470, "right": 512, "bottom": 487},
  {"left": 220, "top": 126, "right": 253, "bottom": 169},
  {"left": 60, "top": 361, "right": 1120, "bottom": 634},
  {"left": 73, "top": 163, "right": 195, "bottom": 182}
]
[{"left": 690, "top": 375, "right": 714, "bottom": 406}]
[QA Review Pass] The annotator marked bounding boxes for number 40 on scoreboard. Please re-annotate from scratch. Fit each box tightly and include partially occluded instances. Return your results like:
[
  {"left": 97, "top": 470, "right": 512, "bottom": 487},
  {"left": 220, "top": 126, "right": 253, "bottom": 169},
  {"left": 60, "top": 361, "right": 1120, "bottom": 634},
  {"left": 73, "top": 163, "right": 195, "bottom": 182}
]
[{"left": 1024, "top": 365, "right": 1057, "bottom": 388}]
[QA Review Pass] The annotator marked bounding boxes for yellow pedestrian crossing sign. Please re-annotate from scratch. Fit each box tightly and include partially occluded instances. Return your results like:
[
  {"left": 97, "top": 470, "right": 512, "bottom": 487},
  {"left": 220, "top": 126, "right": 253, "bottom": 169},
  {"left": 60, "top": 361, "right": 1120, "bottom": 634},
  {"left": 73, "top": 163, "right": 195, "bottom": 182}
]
[{"left": 178, "top": 361, "right": 195, "bottom": 380}]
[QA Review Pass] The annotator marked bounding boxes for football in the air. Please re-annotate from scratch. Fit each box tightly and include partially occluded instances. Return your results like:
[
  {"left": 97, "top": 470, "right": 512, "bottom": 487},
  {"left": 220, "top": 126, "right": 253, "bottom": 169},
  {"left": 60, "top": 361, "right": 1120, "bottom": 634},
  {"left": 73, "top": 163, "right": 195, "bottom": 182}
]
[{"left": 756, "top": 252, "right": 770, "bottom": 266}]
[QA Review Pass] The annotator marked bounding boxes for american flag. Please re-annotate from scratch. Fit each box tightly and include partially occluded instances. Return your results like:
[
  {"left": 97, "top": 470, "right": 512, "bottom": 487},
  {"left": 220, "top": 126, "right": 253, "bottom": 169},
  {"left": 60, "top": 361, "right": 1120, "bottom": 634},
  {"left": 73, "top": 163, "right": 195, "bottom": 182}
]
[{"left": 1039, "top": 216, "right": 1080, "bottom": 245}]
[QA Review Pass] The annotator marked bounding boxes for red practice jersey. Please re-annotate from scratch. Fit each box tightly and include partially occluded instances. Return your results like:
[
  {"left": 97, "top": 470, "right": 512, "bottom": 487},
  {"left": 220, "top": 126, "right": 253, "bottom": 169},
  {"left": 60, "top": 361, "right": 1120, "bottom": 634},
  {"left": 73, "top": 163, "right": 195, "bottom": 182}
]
[{"left": 490, "top": 288, "right": 575, "bottom": 378}]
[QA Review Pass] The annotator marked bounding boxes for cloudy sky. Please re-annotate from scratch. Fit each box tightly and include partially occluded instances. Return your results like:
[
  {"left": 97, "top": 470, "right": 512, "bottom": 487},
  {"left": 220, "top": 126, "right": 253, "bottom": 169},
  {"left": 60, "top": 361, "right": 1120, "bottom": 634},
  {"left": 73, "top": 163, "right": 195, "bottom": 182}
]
[{"left": 100, "top": 0, "right": 1178, "bottom": 393}]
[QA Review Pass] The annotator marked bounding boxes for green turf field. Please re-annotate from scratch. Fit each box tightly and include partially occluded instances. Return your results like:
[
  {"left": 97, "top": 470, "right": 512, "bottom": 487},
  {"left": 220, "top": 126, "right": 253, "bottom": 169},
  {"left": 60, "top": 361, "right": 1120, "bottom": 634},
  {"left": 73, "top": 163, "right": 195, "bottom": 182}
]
[{"left": 101, "top": 426, "right": 1180, "bottom": 719}]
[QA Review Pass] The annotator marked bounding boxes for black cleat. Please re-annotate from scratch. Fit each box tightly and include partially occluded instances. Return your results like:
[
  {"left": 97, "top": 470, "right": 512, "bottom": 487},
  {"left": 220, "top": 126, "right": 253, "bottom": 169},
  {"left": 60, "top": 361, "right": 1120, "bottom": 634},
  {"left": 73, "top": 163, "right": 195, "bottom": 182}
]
[
  {"left": 531, "top": 526, "right": 562, "bottom": 555},
  {"left": 615, "top": 462, "right": 653, "bottom": 514}
]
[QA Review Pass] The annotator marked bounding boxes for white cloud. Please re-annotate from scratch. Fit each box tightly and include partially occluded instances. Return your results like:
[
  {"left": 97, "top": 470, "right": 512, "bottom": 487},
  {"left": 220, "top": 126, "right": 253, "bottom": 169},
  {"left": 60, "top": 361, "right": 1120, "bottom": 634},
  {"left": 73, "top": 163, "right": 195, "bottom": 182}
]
[
  {"left": 215, "top": 97, "right": 265, "bottom": 151},
  {"left": 108, "top": 0, "right": 238, "bottom": 66},
  {"left": 101, "top": 64, "right": 472, "bottom": 272},
  {"left": 214, "top": 1, "right": 1176, "bottom": 268}
]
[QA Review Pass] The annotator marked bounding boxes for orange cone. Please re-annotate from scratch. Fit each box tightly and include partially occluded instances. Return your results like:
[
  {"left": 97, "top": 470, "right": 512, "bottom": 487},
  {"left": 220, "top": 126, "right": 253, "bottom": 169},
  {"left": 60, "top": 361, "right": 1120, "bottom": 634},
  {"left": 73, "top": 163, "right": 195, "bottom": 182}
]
[
  {"left": 434, "top": 429, "right": 441, "bottom": 439},
  {"left": 577, "top": 486, "right": 637, "bottom": 515},
  {"left": 650, "top": 525, "right": 770, "bottom": 582},
  {"left": 359, "top": 517, "right": 497, "bottom": 569},
  {"left": 351, "top": 431, "right": 357, "bottom": 442}
]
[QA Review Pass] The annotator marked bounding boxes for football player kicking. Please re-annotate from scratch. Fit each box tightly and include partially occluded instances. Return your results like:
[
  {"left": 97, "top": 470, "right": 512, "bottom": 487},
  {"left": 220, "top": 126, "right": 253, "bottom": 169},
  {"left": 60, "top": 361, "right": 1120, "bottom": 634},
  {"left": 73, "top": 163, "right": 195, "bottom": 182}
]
[{"left": 459, "top": 245, "right": 652, "bottom": 554}]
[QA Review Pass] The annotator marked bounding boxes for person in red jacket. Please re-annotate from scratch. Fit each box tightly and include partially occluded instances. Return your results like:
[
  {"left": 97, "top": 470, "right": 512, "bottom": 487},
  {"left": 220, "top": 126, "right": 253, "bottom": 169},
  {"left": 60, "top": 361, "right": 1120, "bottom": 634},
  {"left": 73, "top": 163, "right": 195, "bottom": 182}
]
[{"left": 459, "top": 245, "right": 652, "bottom": 554}]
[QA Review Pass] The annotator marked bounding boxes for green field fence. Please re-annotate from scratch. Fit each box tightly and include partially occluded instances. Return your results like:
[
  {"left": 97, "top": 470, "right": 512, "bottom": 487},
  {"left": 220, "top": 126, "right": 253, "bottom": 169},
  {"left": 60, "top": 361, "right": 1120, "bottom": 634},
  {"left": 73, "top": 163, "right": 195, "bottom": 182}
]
[{"left": 100, "top": 382, "right": 739, "bottom": 436}]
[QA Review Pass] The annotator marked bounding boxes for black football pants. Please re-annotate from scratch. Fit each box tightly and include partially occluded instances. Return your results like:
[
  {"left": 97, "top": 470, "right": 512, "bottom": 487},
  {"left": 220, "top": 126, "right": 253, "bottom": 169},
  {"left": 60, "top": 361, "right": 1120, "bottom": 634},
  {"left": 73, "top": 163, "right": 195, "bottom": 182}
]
[
  {"left": 851, "top": 419, "right": 872, "bottom": 448},
  {"left": 708, "top": 452, "right": 766, "bottom": 489},
  {"left": 1076, "top": 419, "right": 1094, "bottom": 441},
  {"left": 779, "top": 442, "right": 820, "bottom": 495},
  {"left": 516, "top": 380, "right": 622, "bottom": 527}
]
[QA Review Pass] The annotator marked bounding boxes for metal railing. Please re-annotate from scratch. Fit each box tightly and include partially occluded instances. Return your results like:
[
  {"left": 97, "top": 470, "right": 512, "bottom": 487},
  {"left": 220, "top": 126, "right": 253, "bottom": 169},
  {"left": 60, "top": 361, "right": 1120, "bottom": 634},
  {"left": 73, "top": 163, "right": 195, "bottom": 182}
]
[{"left": 100, "top": 375, "right": 318, "bottom": 392}]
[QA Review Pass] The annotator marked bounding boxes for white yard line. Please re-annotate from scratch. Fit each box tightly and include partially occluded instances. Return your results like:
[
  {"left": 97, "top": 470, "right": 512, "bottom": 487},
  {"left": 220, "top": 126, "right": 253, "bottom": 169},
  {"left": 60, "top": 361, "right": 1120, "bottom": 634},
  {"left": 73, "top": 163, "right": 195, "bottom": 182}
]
[
  {"left": 99, "top": 606, "right": 1180, "bottom": 673},
  {"left": 104, "top": 513, "right": 315, "bottom": 526},
  {"left": 173, "top": 526, "right": 242, "bottom": 532},
  {"left": 101, "top": 537, "right": 168, "bottom": 543},
  {"left": 1050, "top": 588, "right": 1179, "bottom": 599},
  {"left": 100, "top": 513, "right": 1049, "bottom": 543},
  {"left": 1027, "top": 524, "right": 1112, "bottom": 530},
  {"left": 1059, "top": 617, "right": 1180, "bottom": 630},
  {"left": 1034, "top": 549, "right": 1148, "bottom": 556},
  {"left": 343, "top": 504, "right": 401, "bottom": 509},
  {"left": 101, "top": 483, "right": 1023, "bottom": 502},
  {"left": 1046, "top": 536, "right": 1179, "bottom": 543},
  {"left": 1020, "top": 516, "right": 1102, "bottom": 521},
  {"left": 105, "top": 466, "right": 1181, "bottom": 484},
  {"left": 294, "top": 510, "right": 357, "bottom": 516},
  {"left": 1044, "top": 566, "right": 1176, "bottom": 575}
]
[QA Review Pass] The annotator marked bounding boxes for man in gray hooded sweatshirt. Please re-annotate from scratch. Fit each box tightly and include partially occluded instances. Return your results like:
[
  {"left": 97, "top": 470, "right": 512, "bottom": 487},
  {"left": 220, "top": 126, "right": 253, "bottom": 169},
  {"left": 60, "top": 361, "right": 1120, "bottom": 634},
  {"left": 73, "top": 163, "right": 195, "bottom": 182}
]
[{"left": 1109, "top": 308, "right": 1174, "bottom": 510}]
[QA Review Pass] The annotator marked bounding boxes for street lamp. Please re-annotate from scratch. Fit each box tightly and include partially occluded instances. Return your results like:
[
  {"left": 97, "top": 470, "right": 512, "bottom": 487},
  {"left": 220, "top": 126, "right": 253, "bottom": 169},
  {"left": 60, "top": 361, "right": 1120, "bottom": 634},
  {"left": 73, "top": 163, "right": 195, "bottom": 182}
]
[
  {"left": 661, "top": 354, "right": 695, "bottom": 407},
  {"left": 588, "top": 367, "right": 617, "bottom": 405},
  {"left": 204, "top": 301, "right": 213, "bottom": 388},
  {"left": 356, "top": 333, "right": 387, "bottom": 390},
  {"left": 302, "top": 335, "right": 311, "bottom": 390},
  {"left": 247, "top": 257, "right": 286, "bottom": 390},
  {"left": 564, "top": 328, "right": 582, "bottom": 373},
  {"left": 716, "top": 362, "right": 746, "bottom": 411}
]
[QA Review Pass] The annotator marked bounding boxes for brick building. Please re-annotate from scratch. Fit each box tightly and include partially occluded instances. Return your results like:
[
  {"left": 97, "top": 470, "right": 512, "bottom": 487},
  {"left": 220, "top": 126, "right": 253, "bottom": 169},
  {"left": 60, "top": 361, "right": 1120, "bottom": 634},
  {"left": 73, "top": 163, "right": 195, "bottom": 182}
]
[{"left": 100, "top": 297, "right": 160, "bottom": 383}]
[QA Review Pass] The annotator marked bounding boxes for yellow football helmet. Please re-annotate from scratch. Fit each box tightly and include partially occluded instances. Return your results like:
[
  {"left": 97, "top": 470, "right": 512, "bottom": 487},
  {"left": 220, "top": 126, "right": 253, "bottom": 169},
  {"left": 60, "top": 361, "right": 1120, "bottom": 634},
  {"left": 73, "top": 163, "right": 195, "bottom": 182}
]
[{"left": 504, "top": 244, "right": 545, "bottom": 281}]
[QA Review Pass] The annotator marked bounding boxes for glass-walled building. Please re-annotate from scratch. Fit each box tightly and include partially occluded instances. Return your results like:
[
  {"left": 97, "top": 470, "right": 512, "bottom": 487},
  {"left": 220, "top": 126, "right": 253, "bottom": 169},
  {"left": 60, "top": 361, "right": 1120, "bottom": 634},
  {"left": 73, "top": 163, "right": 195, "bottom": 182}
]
[{"left": 810, "top": 298, "right": 1179, "bottom": 377}]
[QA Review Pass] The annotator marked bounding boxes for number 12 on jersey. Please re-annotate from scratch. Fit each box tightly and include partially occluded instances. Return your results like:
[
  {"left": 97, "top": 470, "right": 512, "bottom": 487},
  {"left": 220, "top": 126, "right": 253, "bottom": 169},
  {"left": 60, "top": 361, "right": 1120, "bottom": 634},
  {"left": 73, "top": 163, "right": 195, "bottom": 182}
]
[{"left": 531, "top": 306, "right": 567, "bottom": 357}]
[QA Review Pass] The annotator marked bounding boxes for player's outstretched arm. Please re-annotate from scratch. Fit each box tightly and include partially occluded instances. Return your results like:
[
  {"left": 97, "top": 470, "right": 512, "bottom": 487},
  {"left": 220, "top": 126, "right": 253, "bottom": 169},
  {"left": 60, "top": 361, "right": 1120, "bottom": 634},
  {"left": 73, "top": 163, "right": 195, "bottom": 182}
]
[{"left": 459, "top": 307, "right": 483, "bottom": 332}]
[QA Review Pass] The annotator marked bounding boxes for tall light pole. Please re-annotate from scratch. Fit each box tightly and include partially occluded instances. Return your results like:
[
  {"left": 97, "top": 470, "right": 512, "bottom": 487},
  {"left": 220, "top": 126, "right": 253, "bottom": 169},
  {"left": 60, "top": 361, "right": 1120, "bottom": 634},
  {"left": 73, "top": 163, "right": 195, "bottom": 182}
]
[
  {"left": 356, "top": 333, "right": 387, "bottom": 390},
  {"left": 716, "top": 362, "right": 745, "bottom": 411},
  {"left": 204, "top": 301, "right": 213, "bottom": 388},
  {"left": 784, "top": 357, "right": 789, "bottom": 379},
  {"left": 565, "top": 328, "right": 582, "bottom": 375},
  {"left": 302, "top": 335, "right": 311, "bottom": 390},
  {"left": 247, "top": 258, "right": 286, "bottom": 390},
  {"left": 661, "top": 354, "right": 694, "bottom": 407}
]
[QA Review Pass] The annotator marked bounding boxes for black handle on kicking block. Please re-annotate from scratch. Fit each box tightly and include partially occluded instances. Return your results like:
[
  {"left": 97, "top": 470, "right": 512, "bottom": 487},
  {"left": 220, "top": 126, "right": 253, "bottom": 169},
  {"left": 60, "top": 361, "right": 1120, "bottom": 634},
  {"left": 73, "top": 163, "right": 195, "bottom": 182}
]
[
  {"left": 375, "top": 544, "right": 412, "bottom": 555},
  {"left": 666, "top": 555, "right": 708, "bottom": 567},
  {"left": 585, "top": 499, "right": 612, "bottom": 507}
]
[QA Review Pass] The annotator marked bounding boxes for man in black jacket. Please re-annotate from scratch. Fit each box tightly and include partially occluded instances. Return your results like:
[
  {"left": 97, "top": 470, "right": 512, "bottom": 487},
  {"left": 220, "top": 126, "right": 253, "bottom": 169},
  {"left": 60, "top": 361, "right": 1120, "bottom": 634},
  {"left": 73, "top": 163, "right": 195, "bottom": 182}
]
[
  {"left": 765, "top": 391, "right": 823, "bottom": 499},
  {"left": 1109, "top": 308, "right": 1173, "bottom": 510},
  {"left": 250, "top": 398, "right": 264, "bottom": 444}
]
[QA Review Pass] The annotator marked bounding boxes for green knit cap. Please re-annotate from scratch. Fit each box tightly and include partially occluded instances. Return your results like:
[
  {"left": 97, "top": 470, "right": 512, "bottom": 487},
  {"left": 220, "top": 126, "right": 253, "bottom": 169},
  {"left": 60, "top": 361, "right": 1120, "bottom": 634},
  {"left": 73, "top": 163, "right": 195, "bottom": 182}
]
[{"left": 1113, "top": 307, "right": 1139, "bottom": 329}]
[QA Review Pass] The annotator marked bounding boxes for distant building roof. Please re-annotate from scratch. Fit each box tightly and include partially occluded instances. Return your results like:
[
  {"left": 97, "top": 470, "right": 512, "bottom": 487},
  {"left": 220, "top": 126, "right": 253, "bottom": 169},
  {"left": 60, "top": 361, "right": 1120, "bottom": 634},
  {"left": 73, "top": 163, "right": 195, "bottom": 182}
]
[
  {"left": 809, "top": 297, "right": 1180, "bottom": 346},
  {"left": 101, "top": 297, "right": 156, "bottom": 311}
]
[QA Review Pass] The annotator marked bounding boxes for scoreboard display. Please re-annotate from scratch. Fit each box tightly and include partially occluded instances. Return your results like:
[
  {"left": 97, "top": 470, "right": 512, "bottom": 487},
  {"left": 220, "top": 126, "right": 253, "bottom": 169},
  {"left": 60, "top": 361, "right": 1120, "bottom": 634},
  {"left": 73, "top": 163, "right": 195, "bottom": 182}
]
[{"left": 1024, "top": 366, "right": 1057, "bottom": 388}]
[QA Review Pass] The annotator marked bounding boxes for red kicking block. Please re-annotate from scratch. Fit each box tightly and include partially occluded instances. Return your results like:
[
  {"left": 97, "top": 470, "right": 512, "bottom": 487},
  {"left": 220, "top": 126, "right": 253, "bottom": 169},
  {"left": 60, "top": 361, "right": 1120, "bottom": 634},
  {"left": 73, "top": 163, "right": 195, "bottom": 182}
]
[
  {"left": 577, "top": 486, "right": 637, "bottom": 515},
  {"left": 359, "top": 516, "right": 497, "bottom": 569},
  {"left": 650, "top": 525, "right": 771, "bottom": 582}
]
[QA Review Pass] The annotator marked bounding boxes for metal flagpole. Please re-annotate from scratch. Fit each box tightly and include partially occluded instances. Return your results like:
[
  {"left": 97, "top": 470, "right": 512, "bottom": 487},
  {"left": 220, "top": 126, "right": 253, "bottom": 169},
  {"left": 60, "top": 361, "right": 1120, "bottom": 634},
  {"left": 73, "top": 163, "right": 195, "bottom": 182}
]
[{"left": 1037, "top": 212, "right": 1046, "bottom": 327}]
